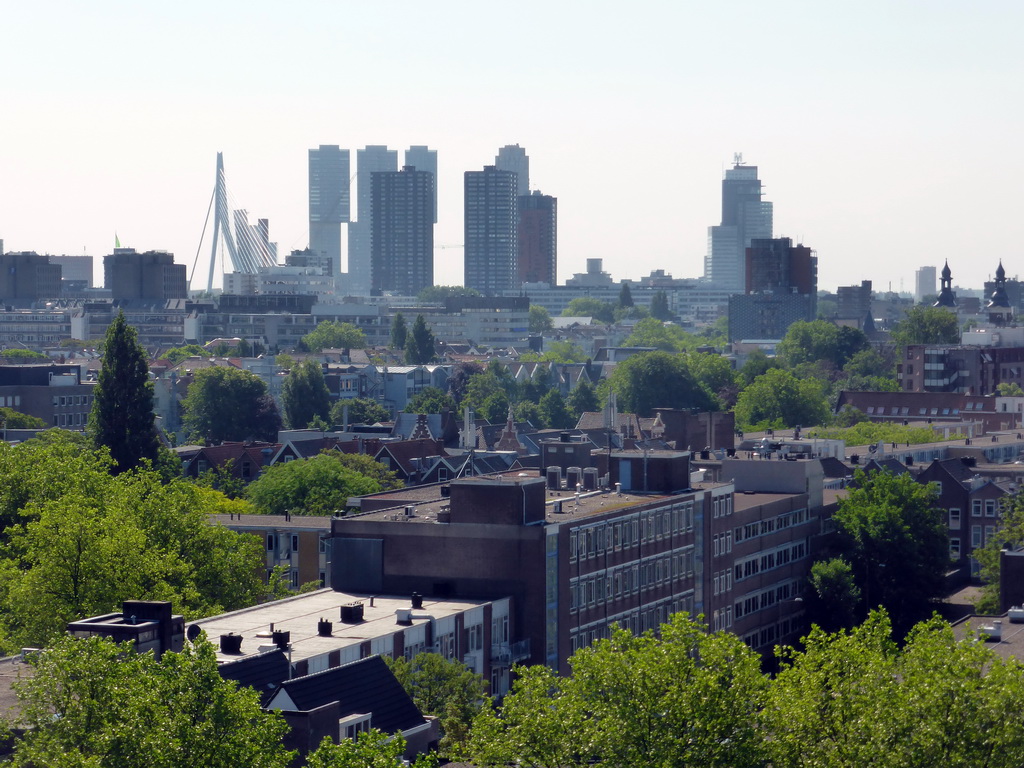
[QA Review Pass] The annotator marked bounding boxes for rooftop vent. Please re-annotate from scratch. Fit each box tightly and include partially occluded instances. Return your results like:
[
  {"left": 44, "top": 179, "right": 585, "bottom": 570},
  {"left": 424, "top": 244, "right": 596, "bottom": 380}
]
[
  {"left": 340, "top": 602, "right": 364, "bottom": 623},
  {"left": 219, "top": 633, "right": 242, "bottom": 654}
]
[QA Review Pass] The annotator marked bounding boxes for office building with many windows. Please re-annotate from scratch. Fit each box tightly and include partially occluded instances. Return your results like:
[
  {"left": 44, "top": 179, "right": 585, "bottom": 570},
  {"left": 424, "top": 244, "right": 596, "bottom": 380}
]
[{"left": 464, "top": 166, "right": 519, "bottom": 296}]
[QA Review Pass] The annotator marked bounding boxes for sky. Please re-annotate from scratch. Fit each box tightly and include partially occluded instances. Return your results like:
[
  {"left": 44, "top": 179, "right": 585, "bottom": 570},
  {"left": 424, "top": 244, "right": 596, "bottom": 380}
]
[{"left": 2, "top": 1, "right": 1022, "bottom": 293}]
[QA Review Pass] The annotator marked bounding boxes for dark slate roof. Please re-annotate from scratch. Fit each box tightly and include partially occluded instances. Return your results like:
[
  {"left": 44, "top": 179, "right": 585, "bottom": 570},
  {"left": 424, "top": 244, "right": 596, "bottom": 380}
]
[
  {"left": 931, "top": 457, "right": 977, "bottom": 484},
  {"left": 819, "top": 456, "right": 853, "bottom": 479},
  {"left": 861, "top": 457, "right": 910, "bottom": 476},
  {"left": 274, "top": 655, "right": 424, "bottom": 734},
  {"left": 218, "top": 649, "right": 290, "bottom": 705}
]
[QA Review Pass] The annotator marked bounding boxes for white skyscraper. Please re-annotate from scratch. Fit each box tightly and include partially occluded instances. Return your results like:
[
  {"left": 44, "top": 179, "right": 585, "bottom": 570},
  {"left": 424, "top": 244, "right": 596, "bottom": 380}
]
[
  {"left": 495, "top": 144, "right": 530, "bottom": 197},
  {"left": 703, "top": 163, "right": 773, "bottom": 294},
  {"left": 347, "top": 145, "right": 398, "bottom": 296}
]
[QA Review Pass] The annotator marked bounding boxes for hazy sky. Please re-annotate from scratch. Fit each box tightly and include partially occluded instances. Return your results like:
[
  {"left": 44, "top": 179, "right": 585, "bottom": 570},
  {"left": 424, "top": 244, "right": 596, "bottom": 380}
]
[{"left": 2, "top": 1, "right": 1021, "bottom": 293}]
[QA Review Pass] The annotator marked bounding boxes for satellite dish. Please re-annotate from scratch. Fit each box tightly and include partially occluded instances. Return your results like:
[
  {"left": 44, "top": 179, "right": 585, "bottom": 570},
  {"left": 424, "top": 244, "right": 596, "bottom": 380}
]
[{"left": 186, "top": 625, "right": 202, "bottom": 643}]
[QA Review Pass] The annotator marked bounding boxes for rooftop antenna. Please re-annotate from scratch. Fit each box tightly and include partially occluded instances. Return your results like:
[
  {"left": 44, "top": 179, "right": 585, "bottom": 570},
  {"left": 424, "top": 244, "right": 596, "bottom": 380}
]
[{"left": 733, "top": 152, "right": 744, "bottom": 166}]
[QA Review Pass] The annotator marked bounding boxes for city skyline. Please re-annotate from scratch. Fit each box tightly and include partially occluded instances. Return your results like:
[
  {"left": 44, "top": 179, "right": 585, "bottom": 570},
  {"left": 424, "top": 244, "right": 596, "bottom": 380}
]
[{"left": 1, "top": 2, "right": 1022, "bottom": 293}]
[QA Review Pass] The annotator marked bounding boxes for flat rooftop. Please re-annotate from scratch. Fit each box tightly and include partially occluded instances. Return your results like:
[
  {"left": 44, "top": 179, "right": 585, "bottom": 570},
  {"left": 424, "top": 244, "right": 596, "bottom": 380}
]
[
  {"left": 345, "top": 469, "right": 732, "bottom": 525},
  {"left": 188, "top": 589, "right": 495, "bottom": 665},
  {"left": 209, "top": 514, "right": 332, "bottom": 530},
  {"left": 953, "top": 613, "right": 1024, "bottom": 663}
]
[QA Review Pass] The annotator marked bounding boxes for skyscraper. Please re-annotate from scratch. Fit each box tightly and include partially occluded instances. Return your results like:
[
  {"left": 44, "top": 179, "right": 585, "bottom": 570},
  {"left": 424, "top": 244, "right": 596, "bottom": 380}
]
[
  {"left": 915, "top": 266, "right": 937, "bottom": 304},
  {"left": 517, "top": 191, "right": 557, "bottom": 285},
  {"left": 404, "top": 146, "right": 437, "bottom": 223},
  {"left": 464, "top": 166, "right": 519, "bottom": 296},
  {"left": 370, "top": 166, "right": 434, "bottom": 296},
  {"left": 495, "top": 144, "right": 529, "bottom": 197},
  {"left": 703, "top": 162, "right": 773, "bottom": 293},
  {"left": 308, "top": 145, "right": 350, "bottom": 279},
  {"left": 347, "top": 146, "right": 398, "bottom": 296}
]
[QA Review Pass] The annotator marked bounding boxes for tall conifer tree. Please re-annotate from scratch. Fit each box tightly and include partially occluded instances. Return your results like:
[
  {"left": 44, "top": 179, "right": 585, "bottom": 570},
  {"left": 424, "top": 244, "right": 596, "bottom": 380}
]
[{"left": 88, "top": 311, "right": 160, "bottom": 473}]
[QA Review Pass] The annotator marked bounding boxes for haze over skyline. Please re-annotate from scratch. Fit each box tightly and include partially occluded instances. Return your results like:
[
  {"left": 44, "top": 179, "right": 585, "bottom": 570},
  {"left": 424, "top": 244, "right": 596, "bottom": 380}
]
[{"left": 2, "top": 1, "right": 1021, "bottom": 293}]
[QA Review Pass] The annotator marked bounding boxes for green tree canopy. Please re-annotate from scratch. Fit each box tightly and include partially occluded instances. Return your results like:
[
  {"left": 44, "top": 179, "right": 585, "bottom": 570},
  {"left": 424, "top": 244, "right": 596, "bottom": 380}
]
[
  {"left": 280, "top": 359, "right": 331, "bottom": 429},
  {"left": 470, "top": 612, "right": 767, "bottom": 768},
  {"left": 330, "top": 397, "right": 390, "bottom": 426},
  {"left": 567, "top": 379, "right": 599, "bottom": 419},
  {"left": 891, "top": 305, "right": 960, "bottom": 348},
  {"left": 763, "top": 611, "right": 1024, "bottom": 768},
  {"left": 528, "top": 304, "right": 554, "bottom": 334},
  {"left": 998, "top": 382, "right": 1024, "bottom": 397},
  {"left": 245, "top": 453, "right": 383, "bottom": 516},
  {"left": 539, "top": 389, "right": 574, "bottom": 429},
  {"left": 417, "top": 285, "right": 481, "bottom": 303},
  {"left": 302, "top": 321, "right": 367, "bottom": 352},
  {"left": 518, "top": 340, "right": 589, "bottom": 364},
  {"left": 160, "top": 344, "right": 208, "bottom": 365},
  {"left": 386, "top": 652, "right": 490, "bottom": 758},
  {"left": 623, "top": 317, "right": 699, "bottom": 352},
  {"left": 447, "top": 361, "right": 484, "bottom": 406},
  {"left": 332, "top": 452, "right": 402, "bottom": 491},
  {"left": 833, "top": 469, "right": 947, "bottom": 633},
  {"left": 733, "top": 368, "right": 830, "bottom": 430},
  {"left": 11, "top": 634, "right": 292, "bottom": 768},
  {"left": 405, "top": 315, "right": 436, "bottom": 364},
  {"left": 0, "top": 348, "right": 46, "bottom": 362},
  {"left": 777, "top": 320, "right": 868, "bottom": 370},
  {"left": 618, "top": 282, "right": 634, "bottom": 308},
  {"left": 406, "top": 386, "right": 456, "bottom": 414},
  {"left": 182, "top": 367, "right": 281, "bottom": 443},
  {"left": 649, "top": 290, "right": 671, "bottom": 320},
  {"left": 806, "top": 556, "right": 861, "bottom": 632},
  {"left": 390, "top": 312, "right": 408, "bottom": 351},
  {"left": 607, "top": 351, "right": 717, "bottom": 417},
  {"left": 88, "top": 310, "right": 161, "bottom": 474},
  {"left": 0, "top": 407, "right": 46, "bottom": 429},
  {"left": 562, "top": 297, "right": 615, "bottom": 324}
]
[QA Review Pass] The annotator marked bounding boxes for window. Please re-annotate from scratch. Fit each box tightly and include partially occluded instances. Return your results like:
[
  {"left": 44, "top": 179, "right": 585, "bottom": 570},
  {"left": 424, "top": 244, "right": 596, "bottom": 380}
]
[
  {"left": 972, "top": 500, "right": 983, "bottom": 517},
  {"left": 949, "top": 508, "right": 961, "bottom": 530},
  {"left": 291, "top": 534, "right": 299, "bottom": 552},
  {"left": 972, "top": 525, "right": 982, "bottom": 548},
  {"left": 985, "top": 500, "right": 997, "bottom": 517},
  {"left": 266, "top": 534, "right": 276, "bottom": 551},
  {"left": 319, "top": 537, "right": 327, "bottom": 554},
  {"left": 468, "top": 624, "right": 483, "bottom": 652},
  {"left": 949, "top": 540, "right": 961, "bottom": 561},
  {"left": 319, "top": 571, "right": 326, "bottom": 587}
]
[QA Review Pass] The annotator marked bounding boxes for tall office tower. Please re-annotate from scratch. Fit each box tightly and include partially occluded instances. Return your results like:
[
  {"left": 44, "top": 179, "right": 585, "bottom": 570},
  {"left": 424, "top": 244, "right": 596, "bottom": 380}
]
[
  {"left": 103, "top": 249, "right": 187, "bottom": 302},
  {"left": 915, "top": 266, "right": 937, "bottom": 303},
  {"left": 728, "top": 237, "right": 816, "bottom": 341},
  {"left": 370, "top": 166, "right": 434, "bottom": 296},
  {"left": 495, "top": 144, "right": 529, "bottom": 197},
  {"left": 347, "top": 146, "right": 398, "bottom": 295},
  {"left": 404, "top": 146, "right": 437, "bottom": 223},
  {"left": 703, "top": 161, "right": 773, "bottom": 293},
  {"left": 308, "top": 145, "right": 350, "bottom": 279},
  {"left": 464, "top": 166, "right": 519, "bottom": 295},
  {"left": 517, "top": 191, "right": 557, "bottom": 285},
  {"left": 0, "top": 252, "right": 62, "bottom": 301}
]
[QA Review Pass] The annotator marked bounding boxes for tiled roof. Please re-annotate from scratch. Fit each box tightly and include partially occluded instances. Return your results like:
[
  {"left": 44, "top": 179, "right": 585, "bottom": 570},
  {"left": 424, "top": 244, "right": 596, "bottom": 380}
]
[{"left": 273, "top": 655, "right": 424, "bottom": 733}]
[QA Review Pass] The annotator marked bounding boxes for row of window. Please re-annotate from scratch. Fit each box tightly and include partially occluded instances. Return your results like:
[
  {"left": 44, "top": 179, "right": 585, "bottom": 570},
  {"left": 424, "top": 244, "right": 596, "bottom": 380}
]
[
  {"left": 569, "top": 501, "right": 697, "bottom": 562},
  {"left": 734, "top": 508, "right": 808, "bottom": 544},
  {"left": 711, "top": 494, "right": 733, "bottom": 519},
  {"left": 264, "top": 568, "right": 327, "bottom": 588},
  {"left": 265, "top": 534, "right": 329, "bottom": 554},
  {"left": 0, "top": 396, "right": 20, "bottom": 408},
  {"left": 741, "top": 615, "right": 801, "bottom": 650},
  {"left": 52, "top": 394, "right": 91, "bottom": 407},
  {"left": 713, "top": 568, "right": 734, "bottom": 596},
  {"left": 712, "top": 606, "right": 733, "bottom": 631},
  {"left": 53, "top": 412, "right": 89, "bottom": 427},
  {"left": 734, "top": 540, "right": 808, "bottom": 582},
  {"left": 970, "top": 524, "right": 997, "bottom": 549},
  {"left": 713, "top": 531, "right": 733, "bottom": 557},
  {"left": 569, "top": 595, "right": 696, "bottom": 653},
  {"left": 569, "top": 547, "right": 696, "bottom": 612},
  {"left": 734, "top": 580, "right": 799, "bottom": 620}
]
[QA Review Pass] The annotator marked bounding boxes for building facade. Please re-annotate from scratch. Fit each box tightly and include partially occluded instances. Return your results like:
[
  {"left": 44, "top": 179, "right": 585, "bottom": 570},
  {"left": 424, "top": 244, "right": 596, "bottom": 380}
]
[
  {"left": 348, "top": 146, "right": 398, "bottom": 296},
  {"left": 370, "top": 167, "right": 434, "bottom": 296},
  {"left": 704, "top": 163, "right": 773, "bottom": 293},
  {"left": 517, "top": 191, "right": 557, "bottom": 285},
  {"left": 103, "top": 249, "right": 187, "bottom": 302},
  {"left": 404, "top": 146, "right": 437, "bottom": 223},
  {"left": 0, "top": 252, "right": 62, "bottom": 302},
  {"left": 495, "top": 144, "right": 529, "bottom": 196},
  {"left": 308, "top": 145, "right": 351, "bottom": 281},
  {"left": 464, "top": 166, "right": 519, "bottom": 296}
]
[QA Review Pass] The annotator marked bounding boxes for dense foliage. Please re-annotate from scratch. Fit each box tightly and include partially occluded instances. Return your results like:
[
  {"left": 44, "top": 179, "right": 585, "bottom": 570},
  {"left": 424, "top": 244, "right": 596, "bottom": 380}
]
[
  {"left": 0, "top": 407, "right": 46, "bottom": 429},
  {"left": 302, "top": 321, "right": 367, "bottom": 352},
  {"left": 280, "top": 359, "right": 331, "bottom": 429},
  {"left": 329, "top": 397, "right": 391, "bottom": 426},
  {"left": 182, "top": 367, "right": 282, "bottom": 443},
  {"left": 405, "top": 314, "right": 437, "bottom": 364},
  {"left": 245, "top": 453, "right": 386, "bottom": 515},
  {"left": 606, "top": 351, "right": 718, "bottom": 417}
]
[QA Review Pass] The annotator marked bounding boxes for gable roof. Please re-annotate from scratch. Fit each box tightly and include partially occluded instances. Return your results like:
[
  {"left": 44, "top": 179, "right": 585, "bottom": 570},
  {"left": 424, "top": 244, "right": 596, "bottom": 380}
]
[
  {"left": 269, "top": 655, "right": 424, "bottom": 734},
  {"left": 217, "top": 648, "right": 290, "bottom": 705}
]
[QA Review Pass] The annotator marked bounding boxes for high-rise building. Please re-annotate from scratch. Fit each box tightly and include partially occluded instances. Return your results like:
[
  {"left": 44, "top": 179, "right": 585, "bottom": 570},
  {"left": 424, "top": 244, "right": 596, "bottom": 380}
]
[
  {"left": 370, "top": 166, "right": 434, "bottom": 296},
  {"left": 0, "top": 252, "right": 62, "bottom": 301},
  {"left": 347, "top": 146, "right": 398, "bottom": 296},
  {"left": 915, "top": 266, "right": 937, "bottom": 304},
  {"left": 404, "top": 146, "right": 437, "bottom": 223},
  {"left": 517, "top": 191, "right": 557, "bottom": 285},
  {"left": 308, "top": 145, "right": 350, "bottom": 279},
  {"left": 495, "top": 144, "right": 529, "bottom": 197},
  {"left": 49, "top": 255, "right": 94, "bottom": 291},
  {"left": 728, "top": 238, "right": 816, "bottom": 341},
  {"left": 464, "top": 166, "right": 519, "bottom": 296},
  {"left": 704, "top": 162, "right": 773, "bottom": 293},
  {"left": 103, "top": 249, "right": 187, "bottom": 302}
]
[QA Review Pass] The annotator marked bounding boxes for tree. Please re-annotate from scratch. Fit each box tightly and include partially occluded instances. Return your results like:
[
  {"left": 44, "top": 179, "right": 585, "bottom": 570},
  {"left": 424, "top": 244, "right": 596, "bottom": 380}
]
[
  {"left": 302, "top": 321, "right": 366, "bottom": 352},
  {"left": 306, "top": 730, "right": 436, "bottom": 768},
  {"left": 623, "top": 317, "right": 698, "bottom": 352},
  {"left": 806, "top": 557, "right": 861, "bottom": 632},
  {"left": 160, "top": 344, "right": 208, "bottom": 365},
  {"left": 891, "top": 305, "right": 960, "bottom": 348},
  {"left": 0, "top": 348, "right": 46, "bottom": 362},
  {"left": 650, "top": 290, "right": 671, "bottom": 320},
  {"left": 245, "top": 453, "right": 383, "bottom": 516},
  {"left": 0, "top": 407, "right": 46, "bottom": 429},
  {"left": 777, "top": 320, "right": 867, "bottom": 370},
  {"left": 406, "top": 386, "right": 455, "bottom": 414},
  {"left": 390, "top": 312, "right": 408, "bottom": 351},
  {"left": 567, "top": 379, "right": 599, "bottom": 419},
  {"left": 519, "top": 340, "right": 588, "bottom": 364},
  {"left": 528, "top": 304, "right": 553, "bottom": 334},
  {"left": 417, "top": 285, "right": 480, "bottom": 303},
  {"left": 733, "top": 368, "right": 830, "bottom": 430},
  {"left": 562, "top": 297, "right": 615, "bottom": 324},
  {"left": 280, "top": 359, "right": 331, "bottom": 429},
  {"left": 471, "top": 613, "right": 768, "bottom": 768},
  {"left": 385, "top": 652, "right": 489, "bottom": 758},
  {"left": 447, "top": 361, "right": 484, "bottom": 406},
  {"left": 88, "top": 310, "right": 161, "bottom": 474},
  {"left": 833, "top": 469, "right": 947, "bottom": 634},
  {"left": 333, "top": 453, "right": 402, "bottom": 491},
  {"left": 11, "top": 634, "right": 293, "bottom": 768},
  {"left": 182, "top": 367, "right": 282, "bottom": 443},
  {"left": 330, "top": 397, "right": 390, "bottom": 426},
  {"left": 405, "top": 315, "right": 436, "bottom": 364},
  {"left": 274, "top": 353, "right": 295, "bottom": 369},
  {"left": 618, "top": 282, "right": 634, "bottom": 308},
  {"left": 998, "top": 382, "right": 1024, "bottom": 397},
  {"left": 607, "top": 351, "right": 716, "bottom": 417},
  {"left": 539, "top": 390, "right": 574, "bottom": 429},
  {"left": 763, "top": 611, "right": 1024, "bottom": 768}
]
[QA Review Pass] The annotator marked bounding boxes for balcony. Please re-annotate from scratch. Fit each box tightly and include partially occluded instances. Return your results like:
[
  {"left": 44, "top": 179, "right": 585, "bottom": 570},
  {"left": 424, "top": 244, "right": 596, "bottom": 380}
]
[{"left": 491, "top": 639, "right": 531, "bottom": 666}]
